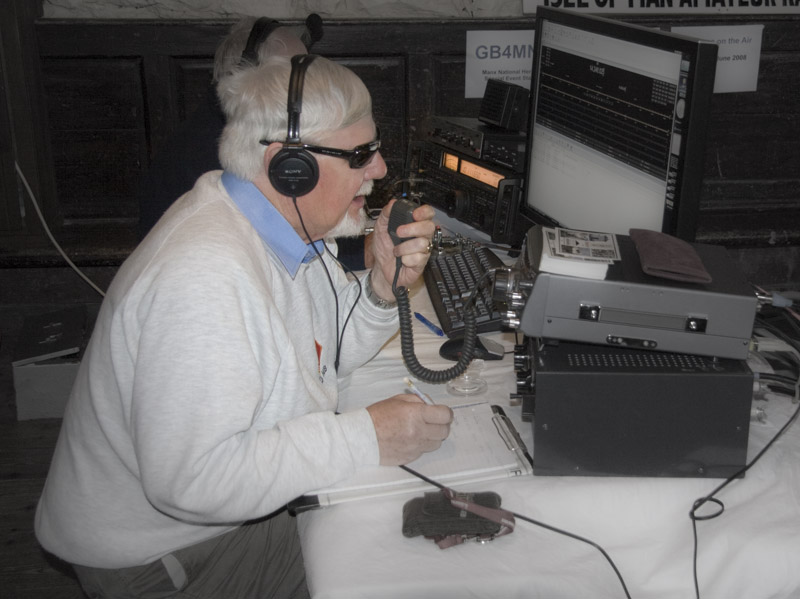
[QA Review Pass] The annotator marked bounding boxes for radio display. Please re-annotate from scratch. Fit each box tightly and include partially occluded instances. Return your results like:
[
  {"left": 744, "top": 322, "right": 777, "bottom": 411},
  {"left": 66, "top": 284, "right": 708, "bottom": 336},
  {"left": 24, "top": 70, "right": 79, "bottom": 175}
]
[
  {"left": 460, "top": 160, "right": 503, "bottom": 188},
  {"left": 440, "top": 151, "right": 503, "bottom": 188},
  {"left": 442, "top": 152, "right": 459, "bottom": 172}
]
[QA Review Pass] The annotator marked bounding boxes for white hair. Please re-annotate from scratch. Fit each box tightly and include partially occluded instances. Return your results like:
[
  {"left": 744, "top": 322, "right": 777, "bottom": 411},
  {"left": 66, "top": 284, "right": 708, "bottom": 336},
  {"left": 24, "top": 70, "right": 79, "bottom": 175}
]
[{"left": 217, "top": 55, "right": 373, "bottom": 181}]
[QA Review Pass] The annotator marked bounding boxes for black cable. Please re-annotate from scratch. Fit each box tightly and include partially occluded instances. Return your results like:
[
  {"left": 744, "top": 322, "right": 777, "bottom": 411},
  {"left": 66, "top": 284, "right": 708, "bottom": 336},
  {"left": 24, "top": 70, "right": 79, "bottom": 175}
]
[
  {"left": 689, "top": 396, "right": 800, "bottom": 599},
  {"left": 392, "top": 262, "right": 502, "bottom": 384},
  {"left": 754, "top": 372, "right": 799, "bottom": 396},
  {"left": 691, "top": 308, "right": 800, "bottom": 598},
  {"left": 293, "top": 198, "right": 360, "bottom": 372},
  {"left": 324, "top": 242, "right": 363, "bottom": 364},
  {"left": 400, "top": 464, "right": 632, "bottom": 599},
  {"left": 509, "top": 512, "right": 632, "bottom": 599},
  {"left": 689, "top": 311, "right": 800, "bottom": 599},
  {"left": 394, "top": 288, "right": 475, "bottom": 383},
  {"left": 755, "top": 311, "right": 800, "bottom": 355},
  {"left": 760, "top": 382, "right": 798, "bottom": 396},
  {"left": 689, "top": 308, "right": 800, "bottom": 595},
  {"left": 782, "top": 311, "right": 800, "bottom": 341},
  {"left": 756, "top": 372, "right": 800, "bottom": 388}
]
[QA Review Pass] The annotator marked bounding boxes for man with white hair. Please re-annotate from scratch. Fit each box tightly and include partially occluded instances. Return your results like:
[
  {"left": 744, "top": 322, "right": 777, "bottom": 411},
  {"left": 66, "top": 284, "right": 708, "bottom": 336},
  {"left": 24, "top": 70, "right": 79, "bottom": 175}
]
[
  {"left": 36, "top": 54, "right": 452, "bottom": 598},
  {"left": 137, "top": 14, "right": 372, "bottom": 272}
]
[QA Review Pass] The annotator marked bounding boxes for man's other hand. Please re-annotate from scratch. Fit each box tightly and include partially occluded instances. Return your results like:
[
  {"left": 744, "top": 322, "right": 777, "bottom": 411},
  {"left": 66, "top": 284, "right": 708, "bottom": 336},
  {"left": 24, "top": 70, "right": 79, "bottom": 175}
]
[{"left": 366, "top": 394, "right": 453, "bottom": 466}]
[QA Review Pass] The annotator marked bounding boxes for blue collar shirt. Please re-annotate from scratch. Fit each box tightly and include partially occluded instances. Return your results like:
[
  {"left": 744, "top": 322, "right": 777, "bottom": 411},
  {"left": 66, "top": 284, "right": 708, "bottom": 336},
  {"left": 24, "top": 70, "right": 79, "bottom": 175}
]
[{"left": 221, "top": 170, "right": 325, "bottom": 278}]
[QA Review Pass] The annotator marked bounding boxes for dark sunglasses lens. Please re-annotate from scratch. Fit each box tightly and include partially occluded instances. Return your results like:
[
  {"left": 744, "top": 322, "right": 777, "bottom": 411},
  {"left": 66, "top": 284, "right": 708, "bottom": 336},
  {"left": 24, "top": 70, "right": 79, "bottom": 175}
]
[
  {"left": 351, "top": 150, "right": 376, "bottom": 168},
  {"left": 350, "top": 140, "right": 380, "bottom": 168}
]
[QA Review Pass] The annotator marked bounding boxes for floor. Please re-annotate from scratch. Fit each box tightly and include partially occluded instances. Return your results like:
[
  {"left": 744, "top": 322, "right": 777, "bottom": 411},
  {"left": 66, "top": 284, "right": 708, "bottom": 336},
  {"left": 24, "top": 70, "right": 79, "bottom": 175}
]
[{"left": 1, "top": 304, "right": 86, "bottom": 598}]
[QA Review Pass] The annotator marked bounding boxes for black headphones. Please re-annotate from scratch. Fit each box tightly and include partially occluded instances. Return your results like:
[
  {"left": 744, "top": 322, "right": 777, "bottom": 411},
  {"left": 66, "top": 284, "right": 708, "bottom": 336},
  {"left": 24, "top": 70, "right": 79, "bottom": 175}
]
[
  {"left": 240, "top": 14, "right": 324, "bottom": 67},
  {"left": 268, "top": 54, "right": 321, "bottom": 197}
]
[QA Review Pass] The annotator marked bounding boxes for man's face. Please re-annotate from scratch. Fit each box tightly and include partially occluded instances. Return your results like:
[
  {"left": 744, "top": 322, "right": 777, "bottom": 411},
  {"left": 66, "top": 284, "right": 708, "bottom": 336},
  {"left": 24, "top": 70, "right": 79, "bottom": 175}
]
[{"left": 295, "top": 117, "right": 386, "bottom": 241}]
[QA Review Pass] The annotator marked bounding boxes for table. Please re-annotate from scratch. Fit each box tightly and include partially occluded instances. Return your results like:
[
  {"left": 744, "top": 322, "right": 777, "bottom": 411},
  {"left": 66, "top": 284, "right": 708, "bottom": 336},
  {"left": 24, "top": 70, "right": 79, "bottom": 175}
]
[{"left": 297, "top": 282, "right": 800, "bottom": 599}]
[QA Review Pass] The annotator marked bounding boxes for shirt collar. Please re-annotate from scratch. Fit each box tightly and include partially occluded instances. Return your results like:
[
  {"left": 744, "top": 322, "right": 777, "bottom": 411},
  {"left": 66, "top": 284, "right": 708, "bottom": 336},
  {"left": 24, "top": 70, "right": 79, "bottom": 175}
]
[{"left": 221, "top": 171, "right": 324, "bottom": 276}]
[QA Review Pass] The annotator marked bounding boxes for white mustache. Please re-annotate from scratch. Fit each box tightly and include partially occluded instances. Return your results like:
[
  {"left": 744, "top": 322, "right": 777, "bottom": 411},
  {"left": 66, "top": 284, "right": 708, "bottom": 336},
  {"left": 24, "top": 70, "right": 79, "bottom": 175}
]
[{"left": 356, "top": 181, "right": 373, "bottom": 197}]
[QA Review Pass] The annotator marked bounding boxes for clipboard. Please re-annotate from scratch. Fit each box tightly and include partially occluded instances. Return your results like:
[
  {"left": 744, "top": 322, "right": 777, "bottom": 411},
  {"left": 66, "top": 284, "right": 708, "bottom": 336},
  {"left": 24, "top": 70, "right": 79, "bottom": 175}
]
[{"left": 289, "top": 403, "right": 532, "bottom": 513}]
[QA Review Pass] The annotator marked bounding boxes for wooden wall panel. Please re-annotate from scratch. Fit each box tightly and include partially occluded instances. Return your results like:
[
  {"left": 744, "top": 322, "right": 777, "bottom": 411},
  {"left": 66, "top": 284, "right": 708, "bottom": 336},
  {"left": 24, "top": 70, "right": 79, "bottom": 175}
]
[
  {"left": 431, "top": 56, "right": 482, "bottom": 118},
  {"left": 698, "top": 45, "right": 800, "bottom": 253},
  {"left": 40, "top": 59, "right": 145, "bottom": 128},
  {"left": 40, "top": 58, "right": 147, "bottom": 224},
  {"left": 704, "top": 111, "right": 800, "bottom": 181},
  {"left": 50, "top": 130, "right": 142, "bottom": 221},
  {"left": 175, "top": 60, "right": 215, "bottom": 121}
]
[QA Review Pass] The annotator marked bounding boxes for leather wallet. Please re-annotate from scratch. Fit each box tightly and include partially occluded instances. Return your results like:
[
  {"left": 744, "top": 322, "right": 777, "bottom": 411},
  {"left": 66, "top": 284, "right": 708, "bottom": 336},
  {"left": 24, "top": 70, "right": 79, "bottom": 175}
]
[
  {"left": 629, "top": 228, "right": 712, "bottom": 284},
  {"left": 402, "top": 490, "right": 503, "bottom": 538}
]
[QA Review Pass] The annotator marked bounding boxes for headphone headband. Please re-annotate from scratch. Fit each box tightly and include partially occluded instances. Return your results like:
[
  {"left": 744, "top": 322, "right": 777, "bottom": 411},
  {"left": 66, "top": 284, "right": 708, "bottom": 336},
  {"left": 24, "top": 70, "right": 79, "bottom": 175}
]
[
  {"left": 240, "top": 17, "right": 280, "bottom": 66},
  {"left": 286, "top": 54, "right": 318, "bottom": 143},
  {"left": 241, "top": 15, "right": 324, "bottom": 68}
]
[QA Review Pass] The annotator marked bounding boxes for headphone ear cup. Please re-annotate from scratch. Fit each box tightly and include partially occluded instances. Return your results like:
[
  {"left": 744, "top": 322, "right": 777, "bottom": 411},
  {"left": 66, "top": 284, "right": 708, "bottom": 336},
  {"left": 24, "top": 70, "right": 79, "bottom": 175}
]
[{"left": 268, "top": 147, "right": 320, "bottom": 197}]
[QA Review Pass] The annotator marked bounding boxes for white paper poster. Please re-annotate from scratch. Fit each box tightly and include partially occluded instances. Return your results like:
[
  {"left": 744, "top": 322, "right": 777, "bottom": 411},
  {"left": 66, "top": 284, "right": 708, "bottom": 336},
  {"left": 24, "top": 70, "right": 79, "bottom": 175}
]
[
  {"left": 672, "top": 24, "right": 764, "bottom": 93},
  {"left": 465, "top": 30, "right": 536, "bottom": 98}
]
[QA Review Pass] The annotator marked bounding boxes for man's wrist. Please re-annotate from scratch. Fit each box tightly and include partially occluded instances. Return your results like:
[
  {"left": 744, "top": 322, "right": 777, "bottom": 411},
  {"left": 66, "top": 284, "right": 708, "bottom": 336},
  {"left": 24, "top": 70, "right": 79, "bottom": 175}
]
[{"left": 365, "top": 271, "right": 397, "bottom": 309}]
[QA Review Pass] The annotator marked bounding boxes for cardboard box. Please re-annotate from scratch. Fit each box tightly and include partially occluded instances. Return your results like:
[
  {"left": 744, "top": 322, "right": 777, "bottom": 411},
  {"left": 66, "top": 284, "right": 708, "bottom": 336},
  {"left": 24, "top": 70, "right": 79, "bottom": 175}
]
[
  {"left": 12, "top": 306, "right": 87, "bottom": 420},
  {"left": 13, "top": 356, "right": 81, "bottom": 420}
]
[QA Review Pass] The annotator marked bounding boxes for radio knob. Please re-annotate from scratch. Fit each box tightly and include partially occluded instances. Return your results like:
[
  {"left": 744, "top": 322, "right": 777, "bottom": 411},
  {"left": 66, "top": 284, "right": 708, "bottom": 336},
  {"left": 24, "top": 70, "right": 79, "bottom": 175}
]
[
  {"left": 503, "top": 311, "right": 520, "bottom": 329},
  {"left": 452, "top": 189, "right": 469, "bottom": 220},
  {"left": 515, "top": 372, "right": 532, "bottom": 393}
]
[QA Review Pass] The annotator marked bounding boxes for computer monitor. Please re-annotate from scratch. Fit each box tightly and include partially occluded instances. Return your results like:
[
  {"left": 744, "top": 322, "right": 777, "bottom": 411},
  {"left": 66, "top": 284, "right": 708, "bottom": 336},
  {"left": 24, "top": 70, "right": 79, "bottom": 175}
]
[{"left": 520, "top": 7, "right": 718, "bottom": 241}]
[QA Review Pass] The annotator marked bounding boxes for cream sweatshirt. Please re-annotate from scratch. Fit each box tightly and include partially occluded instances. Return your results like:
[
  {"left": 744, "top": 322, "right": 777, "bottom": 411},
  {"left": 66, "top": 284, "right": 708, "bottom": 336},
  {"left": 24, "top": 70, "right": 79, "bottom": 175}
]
[{"left": 35, "top": 172, "right": 398, "bottom": 568}]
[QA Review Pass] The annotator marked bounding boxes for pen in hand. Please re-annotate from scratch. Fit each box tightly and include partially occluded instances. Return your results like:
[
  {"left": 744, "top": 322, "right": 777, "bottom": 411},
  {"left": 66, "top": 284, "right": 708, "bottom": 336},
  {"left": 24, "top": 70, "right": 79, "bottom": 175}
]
[
  {"left": 404, "top": 377, "right": 435, "bottom": 405},
  {"left": 414, "top": 312, "right": 444, "bottom": 337}
]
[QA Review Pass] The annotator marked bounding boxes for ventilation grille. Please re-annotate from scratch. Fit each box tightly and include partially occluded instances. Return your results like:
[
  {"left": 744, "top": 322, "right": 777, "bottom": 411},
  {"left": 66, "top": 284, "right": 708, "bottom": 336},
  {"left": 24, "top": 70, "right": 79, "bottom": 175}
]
[
  {"left": 479, "top": 91, "right": 505, "bottom": 121},
  {"left": 566, "top": 351, "right": 708, "bottom": 371}
]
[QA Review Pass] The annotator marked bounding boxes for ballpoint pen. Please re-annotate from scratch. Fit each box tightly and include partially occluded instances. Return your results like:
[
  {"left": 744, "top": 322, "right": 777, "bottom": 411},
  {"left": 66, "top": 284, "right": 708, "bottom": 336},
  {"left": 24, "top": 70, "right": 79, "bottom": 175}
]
[
  {"left": 404, "top": 377, "right": 435, "bottom": 405},
  {"left": 414, "top": 312, "right": 444, "bottom": 337}
]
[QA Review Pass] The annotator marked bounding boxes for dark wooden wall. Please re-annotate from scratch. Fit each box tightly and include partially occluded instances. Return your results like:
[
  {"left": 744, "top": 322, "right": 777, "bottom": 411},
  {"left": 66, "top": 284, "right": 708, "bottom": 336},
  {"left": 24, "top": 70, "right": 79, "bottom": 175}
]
[{"left": 1, "top": 7, "right": 799, "bottom": 288}]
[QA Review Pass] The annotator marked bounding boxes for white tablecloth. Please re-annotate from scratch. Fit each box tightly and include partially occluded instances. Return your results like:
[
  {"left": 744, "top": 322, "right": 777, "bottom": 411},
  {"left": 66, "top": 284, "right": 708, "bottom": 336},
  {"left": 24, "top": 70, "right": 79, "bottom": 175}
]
[{"left": 298, "top": 283, "right": 800, "bottom": 599}]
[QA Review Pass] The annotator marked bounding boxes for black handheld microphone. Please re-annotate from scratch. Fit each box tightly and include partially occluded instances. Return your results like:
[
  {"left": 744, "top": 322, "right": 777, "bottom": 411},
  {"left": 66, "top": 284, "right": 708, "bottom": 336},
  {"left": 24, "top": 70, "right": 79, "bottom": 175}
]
[{"left": 388, "top": 198, "right": 417, "bottom": 246}]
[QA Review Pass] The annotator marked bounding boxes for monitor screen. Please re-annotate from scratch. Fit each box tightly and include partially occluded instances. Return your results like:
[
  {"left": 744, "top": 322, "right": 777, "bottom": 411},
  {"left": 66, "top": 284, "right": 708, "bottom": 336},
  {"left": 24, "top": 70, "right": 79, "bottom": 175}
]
[{"left": 520, "top": 8, "right": 718, "bottom": 241}]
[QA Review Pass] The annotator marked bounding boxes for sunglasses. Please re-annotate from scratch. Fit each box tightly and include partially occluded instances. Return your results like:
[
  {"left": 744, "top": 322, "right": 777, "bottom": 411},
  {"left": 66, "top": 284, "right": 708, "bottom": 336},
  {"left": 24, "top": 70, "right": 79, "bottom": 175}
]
[{"left": 260, "top": 129, "right": 381, "bottom": 169}]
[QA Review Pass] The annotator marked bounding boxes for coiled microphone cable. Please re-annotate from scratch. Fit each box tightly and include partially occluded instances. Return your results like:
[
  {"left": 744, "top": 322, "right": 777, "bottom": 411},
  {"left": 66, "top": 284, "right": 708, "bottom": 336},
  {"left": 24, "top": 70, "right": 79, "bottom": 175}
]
[{"left": 392, "top": 255, "right": 477, "bottom": 384}]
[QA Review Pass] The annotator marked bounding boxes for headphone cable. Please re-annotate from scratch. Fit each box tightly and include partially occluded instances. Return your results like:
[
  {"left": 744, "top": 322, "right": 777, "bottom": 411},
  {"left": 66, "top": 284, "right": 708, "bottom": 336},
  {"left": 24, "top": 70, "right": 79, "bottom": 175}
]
[{"left": 292, "top": 197, "right": 360, "bottom": 372}]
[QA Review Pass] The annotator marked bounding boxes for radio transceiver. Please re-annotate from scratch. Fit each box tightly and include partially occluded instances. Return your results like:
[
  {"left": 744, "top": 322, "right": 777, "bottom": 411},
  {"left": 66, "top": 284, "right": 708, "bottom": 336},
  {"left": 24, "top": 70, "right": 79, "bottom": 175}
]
[
  {"left": 425, "top": 116, "right": 527, "bottom": 173},
  {"left": 405, "top": 140, "right": 525, "bottom": 246},
  {"left": 494, "top": 226, "right": 757, "bottom": 360}
]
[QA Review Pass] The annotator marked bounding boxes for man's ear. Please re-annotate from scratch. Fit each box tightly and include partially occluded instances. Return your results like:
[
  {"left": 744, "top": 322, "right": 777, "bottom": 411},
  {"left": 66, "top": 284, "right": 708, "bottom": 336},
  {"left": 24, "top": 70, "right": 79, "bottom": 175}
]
[{"left": 262, "top": 141, "right": 283, "bottom": 172}]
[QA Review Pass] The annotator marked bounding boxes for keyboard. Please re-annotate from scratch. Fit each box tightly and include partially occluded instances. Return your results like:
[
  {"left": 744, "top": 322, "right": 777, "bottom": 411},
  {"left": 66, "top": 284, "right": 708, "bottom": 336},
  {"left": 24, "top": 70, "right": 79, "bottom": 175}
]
[{"left": 423, "top": 241, "right": 506, "bottom": 338}]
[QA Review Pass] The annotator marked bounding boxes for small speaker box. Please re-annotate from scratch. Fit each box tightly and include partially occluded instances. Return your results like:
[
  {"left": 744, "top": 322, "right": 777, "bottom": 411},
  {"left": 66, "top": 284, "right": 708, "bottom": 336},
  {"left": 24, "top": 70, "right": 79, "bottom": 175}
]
[{"left": 479, "top": 79, "right": 530, "bottom": 132}]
